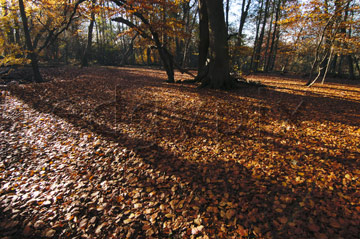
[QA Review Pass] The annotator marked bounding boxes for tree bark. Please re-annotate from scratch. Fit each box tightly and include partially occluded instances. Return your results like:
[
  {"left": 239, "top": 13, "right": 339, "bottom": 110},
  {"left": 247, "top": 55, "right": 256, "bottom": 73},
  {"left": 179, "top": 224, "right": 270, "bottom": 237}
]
[
  {"left": 120, "top": 33, "right": 138, "bottom": 65},
  {"left": 225, "top": 0, "right": 230, "bottom": 33},
  {"left": 250, "top": 0, "right": 264, "bottom": 71},
  {"left": 347, "top": 55, "right": 355, "bottom": 80},
  {"left": 197, "top": 0, "right": 209, "bottom": 77},
  {"left": 252, "top": 0, "right": 270, "bottom": 72},
  {"left": 18, "top": 0, "right": 43, "bottom": 83},
  {"left": 112, "top": 0, "right": 175, "bottom": 82},
  {"left": 237, "top": 0, "right": 251, "bottom": 45},
  {"left": 82, "top": 0, "right": 96, "bottom": 67},
  {"left": 263, "top": 0, "right": 275, "bottom": 72},
  {"left": 354, "top": 56, "right": 360, "bottom": 78},
  {"left": 265, "top": 0, "right": 281, "bottom": 72},
  {"left": 182, "top": 3, "right": 198, "bottom": 67},
  {"left": 198, "top": 0, "right": 232, "bottom": 89}
]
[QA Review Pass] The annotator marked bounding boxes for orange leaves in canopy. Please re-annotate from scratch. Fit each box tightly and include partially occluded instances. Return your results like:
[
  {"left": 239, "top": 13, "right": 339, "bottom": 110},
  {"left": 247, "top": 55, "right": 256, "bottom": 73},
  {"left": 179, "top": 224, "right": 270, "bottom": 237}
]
[{"left": 113, "top": 0, "right": 188, "bottom": 38}]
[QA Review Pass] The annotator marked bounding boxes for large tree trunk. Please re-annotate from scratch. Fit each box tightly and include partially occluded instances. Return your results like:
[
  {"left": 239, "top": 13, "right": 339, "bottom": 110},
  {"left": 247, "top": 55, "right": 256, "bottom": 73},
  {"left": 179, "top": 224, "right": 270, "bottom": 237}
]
[
  {"left": 18, "top": 0, "right": 43, "bottom": 83},
  {"left": 197, "top": 0, "right": 209, "bottom": 77},
  {"left": 198, "top": 0, "right": 233, "bottom": 89}
]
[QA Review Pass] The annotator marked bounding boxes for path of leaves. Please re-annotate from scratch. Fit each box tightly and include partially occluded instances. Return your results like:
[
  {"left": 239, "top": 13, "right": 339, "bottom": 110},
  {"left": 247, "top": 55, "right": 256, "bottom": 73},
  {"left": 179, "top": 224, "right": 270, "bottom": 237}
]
[{"left": 1, "top": 67, "right": 359, "bottom": 238}]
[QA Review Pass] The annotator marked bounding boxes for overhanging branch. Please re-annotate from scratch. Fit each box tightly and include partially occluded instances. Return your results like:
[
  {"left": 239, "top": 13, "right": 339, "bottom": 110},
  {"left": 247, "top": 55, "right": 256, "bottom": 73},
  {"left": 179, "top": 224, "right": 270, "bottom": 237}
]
[{"left": 112, "top": 17, "right": 150, "bottom": 39}]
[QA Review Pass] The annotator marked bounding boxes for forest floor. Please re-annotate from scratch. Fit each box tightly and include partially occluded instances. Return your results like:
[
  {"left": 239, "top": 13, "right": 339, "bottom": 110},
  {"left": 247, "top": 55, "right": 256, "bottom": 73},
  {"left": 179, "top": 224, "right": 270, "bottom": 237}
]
[{"left": 0, "top": 66, "right": 359, "bottom": 239}]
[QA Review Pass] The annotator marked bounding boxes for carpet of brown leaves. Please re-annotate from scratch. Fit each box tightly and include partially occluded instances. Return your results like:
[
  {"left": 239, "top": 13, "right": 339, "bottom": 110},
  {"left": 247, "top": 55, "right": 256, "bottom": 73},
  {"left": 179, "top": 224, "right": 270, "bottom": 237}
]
[{"left": 1, "top": 66, "right": 359, "bottom": 238}]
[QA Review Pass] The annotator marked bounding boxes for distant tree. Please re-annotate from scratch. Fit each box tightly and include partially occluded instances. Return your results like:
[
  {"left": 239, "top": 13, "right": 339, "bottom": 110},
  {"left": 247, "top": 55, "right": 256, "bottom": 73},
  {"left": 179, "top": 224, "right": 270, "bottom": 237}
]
[
  {"left": 111, "top": 0, "right": 191, "bottom": 83},
  {"left": 280, "top": 0, "right": 360, "bottom": 84},
  {"left": 82, "top": 0, "right": 97, "bottom": 67},
  {"left": 251, "top": 0, "right": 270, "bottom": 72},
  {"left": 237, "top": 0, "right": 252, "bottom": 46}
]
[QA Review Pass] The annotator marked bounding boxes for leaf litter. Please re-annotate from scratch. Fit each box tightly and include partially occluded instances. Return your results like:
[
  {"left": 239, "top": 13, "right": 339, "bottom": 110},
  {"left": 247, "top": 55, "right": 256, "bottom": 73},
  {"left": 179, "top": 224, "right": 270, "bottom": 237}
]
[{"left": 0, "top": 66, "right": 359, "bottom": 238}]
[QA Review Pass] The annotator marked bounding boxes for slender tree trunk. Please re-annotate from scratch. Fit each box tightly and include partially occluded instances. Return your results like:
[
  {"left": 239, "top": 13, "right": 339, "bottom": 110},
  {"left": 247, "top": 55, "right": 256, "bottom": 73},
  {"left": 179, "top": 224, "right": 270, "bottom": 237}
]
[
  {"left": 250, "top": 0, "right": 264, "bottom": 71},
  {"left": 225, "top": 0, "right": 230, "bottom": 33},
  {"left": 330, "top": 54, "right": 337, "bottom": 75},
  {"left": 182, "top": 4, "right": 197, "bottom": 67},
  {"left": 263, "top": 1, "right": 275, "bottom": 72},
  {"left": 146, "top": 47, "right": 152, "bottom": 65},
  {"left": 269, "top": 27, "right": 280, "bottom": 71},
  {"left": 120, "top": 33, "right": 138, "bottom": 65},
  {"left": 237, "top": 0, "right": 251, "bottom": 45},
  {"left": 337, "top": 55, "right": 344, "bottom": 76},
  {"left": 353, "top": 56, "right": 360, "bottom": 78},
  {"left": 175, "top": 38, "right": 182, "bottom": 64},
  {"left": 347, "top": 55, "right": 355, "bottom": 80},
  {"left": 253, "top": 0, "right": 270, "bottom": 72},
  {"left": 265, "top": 0, "right": 281, "bottom": 72},
  {"left": 321, "top": 47, "right": 334, "bottom": 84},
  {"left": 18, "top": 0, "right": 43, "bottom": 83},
  {"left": 82, "top": 0, "right": 96, "bottom": 67}
]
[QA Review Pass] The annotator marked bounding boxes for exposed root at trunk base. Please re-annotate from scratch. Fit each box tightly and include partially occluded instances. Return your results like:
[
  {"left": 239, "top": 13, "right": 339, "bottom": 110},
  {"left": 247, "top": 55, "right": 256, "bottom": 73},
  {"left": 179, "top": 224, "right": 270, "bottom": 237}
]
[{"left": 196, "top": 75, "right": 266, "bottom": 90}]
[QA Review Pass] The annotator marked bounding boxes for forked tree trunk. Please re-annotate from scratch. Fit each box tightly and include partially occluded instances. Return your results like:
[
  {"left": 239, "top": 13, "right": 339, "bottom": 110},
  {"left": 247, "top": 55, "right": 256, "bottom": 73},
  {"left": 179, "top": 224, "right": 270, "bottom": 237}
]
[{"left": 18, "top": 0, "right": 43, "bottom": 83}]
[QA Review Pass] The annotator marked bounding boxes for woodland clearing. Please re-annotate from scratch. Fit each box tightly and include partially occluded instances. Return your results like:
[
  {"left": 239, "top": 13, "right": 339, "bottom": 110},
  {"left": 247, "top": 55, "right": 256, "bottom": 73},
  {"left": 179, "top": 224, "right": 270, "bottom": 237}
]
[{"left": 0, "top": 66, "right": 359, "bottom": 238}]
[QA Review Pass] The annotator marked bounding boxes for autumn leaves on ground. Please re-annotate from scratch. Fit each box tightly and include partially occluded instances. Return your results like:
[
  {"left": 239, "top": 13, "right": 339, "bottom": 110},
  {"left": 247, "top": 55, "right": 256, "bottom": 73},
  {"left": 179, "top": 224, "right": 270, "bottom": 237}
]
[{"left": 0, "top": 67, "right": 359, "bottom": 239}]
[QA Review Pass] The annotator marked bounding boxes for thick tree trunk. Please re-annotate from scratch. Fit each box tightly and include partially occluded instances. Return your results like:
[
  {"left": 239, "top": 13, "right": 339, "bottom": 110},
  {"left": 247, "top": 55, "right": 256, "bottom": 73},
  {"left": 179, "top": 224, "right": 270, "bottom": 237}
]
[
  {"left": 197, "top": 0, "right": 209, "bottom": 77},
  {"left": 18, "top": 0, "right": 43, "bottom": 83},
  {"left": 198, "top": 0, "right": 233, "bottom": 89},
  {"left": 160, "top": 47, "right": 175, "bottom": 83}
]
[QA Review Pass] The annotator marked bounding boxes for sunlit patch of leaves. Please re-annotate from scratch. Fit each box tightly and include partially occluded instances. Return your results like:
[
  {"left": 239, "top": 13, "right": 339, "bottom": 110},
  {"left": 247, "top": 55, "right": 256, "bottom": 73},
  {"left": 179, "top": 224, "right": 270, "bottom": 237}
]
[{"left": 1, "top": 67, "right": 359, "bottom": 238}]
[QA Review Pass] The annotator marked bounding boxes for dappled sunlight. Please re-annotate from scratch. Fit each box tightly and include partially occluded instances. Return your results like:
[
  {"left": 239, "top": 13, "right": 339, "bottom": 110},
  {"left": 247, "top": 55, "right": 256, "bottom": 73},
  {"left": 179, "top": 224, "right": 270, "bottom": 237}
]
[
  {"left": 1, "top": 67, "right": 359, "bottom": 238},
  {"left": 251, "top": 75, "right": 360, "bottom": 103}
]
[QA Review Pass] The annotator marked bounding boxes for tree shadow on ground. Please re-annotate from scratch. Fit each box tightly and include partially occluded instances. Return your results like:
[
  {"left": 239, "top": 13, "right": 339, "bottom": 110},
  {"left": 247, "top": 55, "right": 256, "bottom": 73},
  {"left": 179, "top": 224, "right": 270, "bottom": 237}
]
[{"left": 4, "top": 66, "right": 359, "bottom": 238}]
